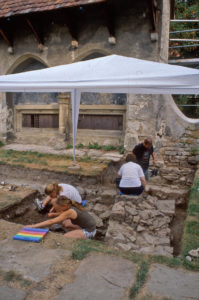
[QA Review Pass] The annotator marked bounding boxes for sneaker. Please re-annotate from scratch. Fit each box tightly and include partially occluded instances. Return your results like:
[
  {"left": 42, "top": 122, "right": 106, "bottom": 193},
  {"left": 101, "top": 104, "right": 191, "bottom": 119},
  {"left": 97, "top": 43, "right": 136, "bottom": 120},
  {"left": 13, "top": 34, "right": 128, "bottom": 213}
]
[
  {"left": 34, "top": 198, "right": 44, "bottom": 212},
  {"left": 81, "top": 200, "right": 87, "bottom": 207},
  {"left": 150, "top": 169, "right": 158, "bottom": 177},
  {"left": 50, "top": 224, "right": 69, "bottom": 233}
]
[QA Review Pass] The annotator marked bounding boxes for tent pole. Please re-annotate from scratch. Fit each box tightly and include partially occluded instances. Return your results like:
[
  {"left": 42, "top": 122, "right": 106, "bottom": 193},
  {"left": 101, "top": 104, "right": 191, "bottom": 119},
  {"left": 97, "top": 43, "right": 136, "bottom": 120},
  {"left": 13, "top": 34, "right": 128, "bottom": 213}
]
[
  {"left": 72, "top": 89, "right": 76, "bottom": 163},
  {"left": 72, "top": 89, "right": 81, "bottom": 164}
]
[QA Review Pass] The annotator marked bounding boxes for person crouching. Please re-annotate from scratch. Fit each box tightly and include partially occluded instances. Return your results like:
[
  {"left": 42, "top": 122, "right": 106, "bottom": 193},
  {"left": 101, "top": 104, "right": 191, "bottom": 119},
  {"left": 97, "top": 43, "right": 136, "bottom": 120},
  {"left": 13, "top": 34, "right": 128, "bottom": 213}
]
[
  {"left": 117, "top": 153, "right": 146, "bottom": 196},
  {"left": 27, "top": 196, "right": 96, "bottom": 240}
]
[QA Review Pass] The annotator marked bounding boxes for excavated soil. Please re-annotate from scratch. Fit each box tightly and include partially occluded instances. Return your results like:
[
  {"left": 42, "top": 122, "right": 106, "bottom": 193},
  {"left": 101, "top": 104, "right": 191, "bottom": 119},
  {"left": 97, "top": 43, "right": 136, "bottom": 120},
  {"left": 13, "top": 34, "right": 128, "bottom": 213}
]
[{"left": 0, "top": 163, "right": 189, "bottom": 255}]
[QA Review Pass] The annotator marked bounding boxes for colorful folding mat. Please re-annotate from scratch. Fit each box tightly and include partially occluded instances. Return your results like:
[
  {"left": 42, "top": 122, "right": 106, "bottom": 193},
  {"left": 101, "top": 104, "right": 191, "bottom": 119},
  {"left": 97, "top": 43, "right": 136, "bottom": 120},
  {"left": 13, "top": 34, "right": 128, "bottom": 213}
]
[{"left": 13, "top": 228, "right": 49, "bottom": 242}]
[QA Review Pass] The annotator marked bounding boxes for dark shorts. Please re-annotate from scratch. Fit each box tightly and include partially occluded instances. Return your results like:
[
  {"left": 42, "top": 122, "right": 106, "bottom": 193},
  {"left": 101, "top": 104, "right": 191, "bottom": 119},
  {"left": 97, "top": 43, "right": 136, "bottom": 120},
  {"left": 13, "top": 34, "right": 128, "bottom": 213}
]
[{"left": 119, "top": 185, "right": 144, "bottom": 196}]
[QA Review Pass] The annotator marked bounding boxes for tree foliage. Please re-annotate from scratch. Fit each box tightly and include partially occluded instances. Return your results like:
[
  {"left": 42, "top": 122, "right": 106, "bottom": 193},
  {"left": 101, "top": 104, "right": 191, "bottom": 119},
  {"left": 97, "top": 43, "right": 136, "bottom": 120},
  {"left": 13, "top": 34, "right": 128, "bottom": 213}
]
[
  {"left": 173, "top": 95, "right": 199, "bottom": 118},
  {"left": 170, "top": 0, "right": 199, "bottom": 58},
  {"left": 170, "top": 1, "right": 199, "bottom": 119}
]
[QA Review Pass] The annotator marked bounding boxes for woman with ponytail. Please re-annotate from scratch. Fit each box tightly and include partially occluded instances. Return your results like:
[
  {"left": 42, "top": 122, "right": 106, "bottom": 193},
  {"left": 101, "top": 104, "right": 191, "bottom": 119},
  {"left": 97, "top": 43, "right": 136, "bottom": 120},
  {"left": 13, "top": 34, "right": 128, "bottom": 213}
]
[
  {"left": 35, "top": 182, "right": 85, "bottom": 212},
  {"left": 27, "top": 196, "right": 96, "bottom": 239}
]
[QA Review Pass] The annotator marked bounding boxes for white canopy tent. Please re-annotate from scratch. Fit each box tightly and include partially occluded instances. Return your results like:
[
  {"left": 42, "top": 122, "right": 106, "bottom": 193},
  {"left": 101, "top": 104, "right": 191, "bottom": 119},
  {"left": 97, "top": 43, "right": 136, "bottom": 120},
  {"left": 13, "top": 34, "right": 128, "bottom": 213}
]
[{"left": 0, "top": 54, "right": 199, "bottom": 161}]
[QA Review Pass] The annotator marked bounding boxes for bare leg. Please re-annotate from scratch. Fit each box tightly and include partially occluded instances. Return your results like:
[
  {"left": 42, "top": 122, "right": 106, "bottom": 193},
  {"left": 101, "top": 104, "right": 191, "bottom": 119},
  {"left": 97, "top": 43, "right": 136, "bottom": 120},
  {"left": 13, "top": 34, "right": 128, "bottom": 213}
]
[
  {"left": 64, "top": 229, "right": 86, "bottom": 239},
  {"left": 62, "top": 219, "right": 81, "bottom": 230}
]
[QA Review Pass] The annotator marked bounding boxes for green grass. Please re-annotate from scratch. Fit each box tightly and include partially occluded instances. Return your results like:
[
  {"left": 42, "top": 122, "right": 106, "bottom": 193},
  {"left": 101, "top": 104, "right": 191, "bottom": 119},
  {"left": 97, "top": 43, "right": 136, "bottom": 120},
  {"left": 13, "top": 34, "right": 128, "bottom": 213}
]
[
  {"left": 186, "top": 220, "right": 199, "bottom": 235},
  {"left": 103, "top": 145, "right": 117, "bottom": 151},
  {"left": 4, "top": 271, "right": 15, "bottom": 281},
  {"left": 148, "top": 255, "right": 182, "bottom": 268},
  {"left": 0, "top": 149, "right": 108, "bottom": 176},
  {"left": 188, "top": 203, "right": 199, "bottom": 216},
  {"left": 190, "top": 147, "right": 199, "bottom": 156},
  {"left": 21, "top": 279, "right": 32, "bottom": 287},
  {"left": 129, "top": 261, "right": 149, "bottom": 299},
  {"left": 72, "top": 239, "right": 104, "bottom": 260},
  {"left": 87, "top": 142, "right": 125, "bottom": 153},
  {"left": 0, "top": 141, "right": 4, "bottom": 147},
  {"left": 180, "top": 174, "right": 199, "bottom": 271},
  {"left": 76, "top": 143, "right": 84, "bottom": 149},
  {"left": 66, "top": 144, "right": 73, "bottom": 149},
  {"left": 118, "top": 145, "right": 125, "bottom": 154},
  {"left": 3, "top": 270, "right": 32, "bottom": 287},
  {"left": 88, "top": 142, "right": 102, "bottom": 150},
  {"left": 78, "top": 156, "right": 92, "bottom": 163}
]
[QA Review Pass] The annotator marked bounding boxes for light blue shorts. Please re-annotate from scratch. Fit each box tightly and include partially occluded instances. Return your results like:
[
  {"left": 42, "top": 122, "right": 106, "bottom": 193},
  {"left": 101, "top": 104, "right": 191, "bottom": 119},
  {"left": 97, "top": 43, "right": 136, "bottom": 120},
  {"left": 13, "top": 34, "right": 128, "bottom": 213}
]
[{"left": 82, "top": 229, "right": 96, "bottom": 239}]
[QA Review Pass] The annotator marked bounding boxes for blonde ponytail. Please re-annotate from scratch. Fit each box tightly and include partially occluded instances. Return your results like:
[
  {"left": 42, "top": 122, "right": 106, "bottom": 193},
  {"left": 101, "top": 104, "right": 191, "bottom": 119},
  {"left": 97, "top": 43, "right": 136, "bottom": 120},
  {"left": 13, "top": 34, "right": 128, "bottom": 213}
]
[
  {"left": 45, "top": 182, "right": 62, "bottom": 195},
  {"left": 56, "top": 196, "right": 84, "bottom": 211}
]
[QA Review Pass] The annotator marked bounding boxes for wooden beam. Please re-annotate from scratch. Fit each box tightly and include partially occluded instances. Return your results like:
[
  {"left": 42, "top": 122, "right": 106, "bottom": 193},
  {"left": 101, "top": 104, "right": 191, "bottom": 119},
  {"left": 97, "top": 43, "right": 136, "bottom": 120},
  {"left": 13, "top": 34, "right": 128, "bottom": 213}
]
[
  {"left": 104, "top": 2, "right": 115, "bottom": 37},
  {"left": 148, "top": 0, "right": 158, "bottom": 32},
  {"left": 64, "top": 10, "right": 79, "bottom": 50},
  {"left": 0, "top": 27, "right": 12, "bottom": 47},
  {"left": 65, "top": 11, "right": 78, "bottom": 42},
  {"left": 26, "top": 18, "right": 43, "bottom": 46}
]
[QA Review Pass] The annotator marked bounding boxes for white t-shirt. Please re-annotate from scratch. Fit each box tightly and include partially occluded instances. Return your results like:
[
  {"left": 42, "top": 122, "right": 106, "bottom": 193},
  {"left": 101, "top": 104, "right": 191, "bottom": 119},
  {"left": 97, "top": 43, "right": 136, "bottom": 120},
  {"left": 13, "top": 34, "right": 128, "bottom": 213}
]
[
  {"left": 58, "top": 183, "right": 82, "bottom": 203},
  {"left": 118, "top": 162, "right": 144, "bottom": 188}
]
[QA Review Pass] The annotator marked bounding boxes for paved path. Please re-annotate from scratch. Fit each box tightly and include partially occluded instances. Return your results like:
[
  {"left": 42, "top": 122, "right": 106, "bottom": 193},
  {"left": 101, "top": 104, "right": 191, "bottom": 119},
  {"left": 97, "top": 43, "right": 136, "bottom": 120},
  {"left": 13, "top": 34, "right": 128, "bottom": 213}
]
[
  {"left": 0, "top": 239, "right": 71, "bottom": 282},
  {"left": 0, "top": 286, "right": 26, "bottom": 300},
  {"left": 0, "top": 221, "right": 199, "bottom": 300},
  {"left": 146, "top": 264, "right": 199, "bottom": 300},
  {"left": 56, "top": 254, "right": 136, "bottom": 300}
]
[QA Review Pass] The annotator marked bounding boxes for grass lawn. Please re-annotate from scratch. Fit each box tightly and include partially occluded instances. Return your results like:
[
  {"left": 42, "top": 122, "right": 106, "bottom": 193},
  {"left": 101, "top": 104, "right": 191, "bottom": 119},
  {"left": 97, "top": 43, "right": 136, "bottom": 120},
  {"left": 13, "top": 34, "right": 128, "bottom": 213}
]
[
  {"left": 0, "top": 149, "right": 109, "bottom": 177},
  {"left": 180, "top": 167, "right": 199, "bottom": 271}
]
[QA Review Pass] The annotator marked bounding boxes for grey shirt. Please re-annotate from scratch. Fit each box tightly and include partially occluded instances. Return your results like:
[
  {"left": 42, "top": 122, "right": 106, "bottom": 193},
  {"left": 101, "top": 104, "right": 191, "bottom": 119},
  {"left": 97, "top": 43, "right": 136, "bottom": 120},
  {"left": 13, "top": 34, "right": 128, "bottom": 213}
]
[{"left": 71, "top": 206, "right": 96, "bottom": 232}]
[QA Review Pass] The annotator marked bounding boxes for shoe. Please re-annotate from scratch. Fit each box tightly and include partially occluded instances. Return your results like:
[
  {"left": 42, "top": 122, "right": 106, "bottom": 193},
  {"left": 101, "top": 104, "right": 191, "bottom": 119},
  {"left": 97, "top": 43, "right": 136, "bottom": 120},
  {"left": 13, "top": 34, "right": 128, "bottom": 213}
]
[
  {"left": 50, "top": 224, "right": 69, "bottom": 233},
  {"left": 50, "top": 224, "right": 63, "bottom": 230},
  {"left": 81, "top": 200, "right": 87, "bottom": 207},
  {"left": 34, "top": 198, "right": 44, "bottom": 212},
  {"left": 150, "top": 169, "right": 158, "bottom": 177}
]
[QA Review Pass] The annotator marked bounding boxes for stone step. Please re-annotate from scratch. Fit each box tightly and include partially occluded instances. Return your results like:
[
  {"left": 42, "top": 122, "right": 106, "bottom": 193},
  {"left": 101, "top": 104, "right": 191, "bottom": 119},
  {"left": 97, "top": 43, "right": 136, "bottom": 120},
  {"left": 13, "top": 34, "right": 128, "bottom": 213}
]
[{"left": 146, "top": 184, "right": 189, "bottom": 205}]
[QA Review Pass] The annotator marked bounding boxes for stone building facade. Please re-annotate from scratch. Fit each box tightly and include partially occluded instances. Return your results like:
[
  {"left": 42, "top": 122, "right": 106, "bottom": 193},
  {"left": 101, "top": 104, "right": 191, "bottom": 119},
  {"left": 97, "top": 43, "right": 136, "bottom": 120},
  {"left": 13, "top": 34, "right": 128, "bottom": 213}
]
[{"left": 0, "top": 0, "right": 198, "bottom": 163}]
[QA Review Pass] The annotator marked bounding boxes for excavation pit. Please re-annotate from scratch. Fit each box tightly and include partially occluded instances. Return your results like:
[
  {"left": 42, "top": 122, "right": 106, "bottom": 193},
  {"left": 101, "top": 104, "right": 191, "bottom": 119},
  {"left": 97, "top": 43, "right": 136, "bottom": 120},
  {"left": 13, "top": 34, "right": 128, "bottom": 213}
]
[{"left": 0, "top": 183, "right": 189, "bottom": 257}]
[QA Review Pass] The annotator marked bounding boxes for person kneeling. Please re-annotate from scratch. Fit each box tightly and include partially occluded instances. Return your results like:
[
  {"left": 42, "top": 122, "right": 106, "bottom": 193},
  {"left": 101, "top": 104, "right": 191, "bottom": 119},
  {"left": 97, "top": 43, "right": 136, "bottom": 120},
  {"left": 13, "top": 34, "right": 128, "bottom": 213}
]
[
  {"left": 117, "top": 153, "right": 146, "bottom": 196},
  {"left": 35, "top": 182, "right": 86, "bottom": 213},
  {"left": 27, "top": 196, "right": 96, "bottom": 240}
]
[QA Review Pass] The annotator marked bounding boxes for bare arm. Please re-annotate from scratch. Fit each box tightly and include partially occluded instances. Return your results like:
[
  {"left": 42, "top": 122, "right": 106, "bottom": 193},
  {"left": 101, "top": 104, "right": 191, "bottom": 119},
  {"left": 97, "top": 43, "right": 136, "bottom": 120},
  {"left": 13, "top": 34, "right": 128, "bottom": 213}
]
[
  {"left": 140, "top": 176, "right": 146, "bottom": 187},
  {"left": 43, "top": 195, "right": 52, "bottom": 207},
  {"left": 48, "top": 212, "right": 61, "bottom": 218},
  {"left": 26, "top": 209, "right": 76, "bottom": 228}
]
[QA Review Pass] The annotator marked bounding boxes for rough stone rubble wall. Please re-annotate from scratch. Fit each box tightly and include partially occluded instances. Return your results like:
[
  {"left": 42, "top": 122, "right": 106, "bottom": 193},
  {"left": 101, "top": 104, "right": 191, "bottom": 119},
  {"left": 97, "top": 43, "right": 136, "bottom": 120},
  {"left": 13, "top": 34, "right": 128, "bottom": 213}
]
[{"left": 78, "top": 179, "right": 187, "bottom": 257}]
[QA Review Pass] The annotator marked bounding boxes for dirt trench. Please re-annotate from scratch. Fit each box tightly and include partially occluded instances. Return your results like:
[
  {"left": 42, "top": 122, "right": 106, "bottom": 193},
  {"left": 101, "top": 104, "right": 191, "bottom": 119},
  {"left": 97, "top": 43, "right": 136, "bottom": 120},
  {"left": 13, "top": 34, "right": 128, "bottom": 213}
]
[{"left": 0, "top": 162, "right": 189, "bottom": 256}]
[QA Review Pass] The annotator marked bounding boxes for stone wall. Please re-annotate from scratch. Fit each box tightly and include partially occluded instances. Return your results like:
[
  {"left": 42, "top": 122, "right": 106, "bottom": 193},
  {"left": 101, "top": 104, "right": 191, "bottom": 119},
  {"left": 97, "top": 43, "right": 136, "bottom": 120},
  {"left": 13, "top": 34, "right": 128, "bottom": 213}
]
[
  {"left": 78, "top": 180, "right": 186, "bottom": 257},
  {"left": 124, "top": 93, "right": 199, "bottom": 175},
  {"left": 0, "top": 0, "right": 160, "bottom": 142},
  {"left": 0, "top": 0, "right": 198, "bottom": 166}
]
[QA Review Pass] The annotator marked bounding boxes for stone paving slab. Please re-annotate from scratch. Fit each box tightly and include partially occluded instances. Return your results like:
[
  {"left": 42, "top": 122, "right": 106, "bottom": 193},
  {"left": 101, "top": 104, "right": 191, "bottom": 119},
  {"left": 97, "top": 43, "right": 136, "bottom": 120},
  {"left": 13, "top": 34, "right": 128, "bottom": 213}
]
[
  {"left": 0, "top": 286, "right": 26, "bottom": 300},
  {"left": 145, "top": 264, "right": 199, "bottom": 300},
  {"left": 0, "top": 239, "right": 71, "bottom": 282},
  {"left": 56, "top": 253, "right": 136, "bottom": 300}
]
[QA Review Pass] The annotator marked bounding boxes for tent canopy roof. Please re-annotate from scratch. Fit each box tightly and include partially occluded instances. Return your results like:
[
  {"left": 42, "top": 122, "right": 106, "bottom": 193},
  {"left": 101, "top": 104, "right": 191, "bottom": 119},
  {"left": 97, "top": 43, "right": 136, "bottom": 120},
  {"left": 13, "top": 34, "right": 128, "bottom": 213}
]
[{"left": 0, "top": 55, "right": 199, "bottom": 94}]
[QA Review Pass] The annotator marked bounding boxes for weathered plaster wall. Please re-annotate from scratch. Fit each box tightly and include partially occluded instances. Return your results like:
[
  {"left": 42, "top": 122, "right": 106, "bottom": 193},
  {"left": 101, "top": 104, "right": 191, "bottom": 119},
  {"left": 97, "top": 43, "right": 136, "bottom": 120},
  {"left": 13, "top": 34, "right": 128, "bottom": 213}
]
[
  {"left": 123, "top": 0, "right": 199, "bottom": 168},
  {"left": 0, "top": 1, "right": 159, "bottom": 141},
  {"left": 0, "top": 0, "right": 198, "bottom": 159}
]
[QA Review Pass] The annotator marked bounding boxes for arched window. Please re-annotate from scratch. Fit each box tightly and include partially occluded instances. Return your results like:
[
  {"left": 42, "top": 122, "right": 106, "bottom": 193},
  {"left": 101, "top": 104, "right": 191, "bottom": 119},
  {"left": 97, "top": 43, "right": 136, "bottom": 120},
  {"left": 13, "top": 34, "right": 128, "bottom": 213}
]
[
  {"left": 11, "top": 58, "right": 58, "bottom": 105},
  {"left": 8, "top": 57, "right": 59, "bottom": 130}
]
